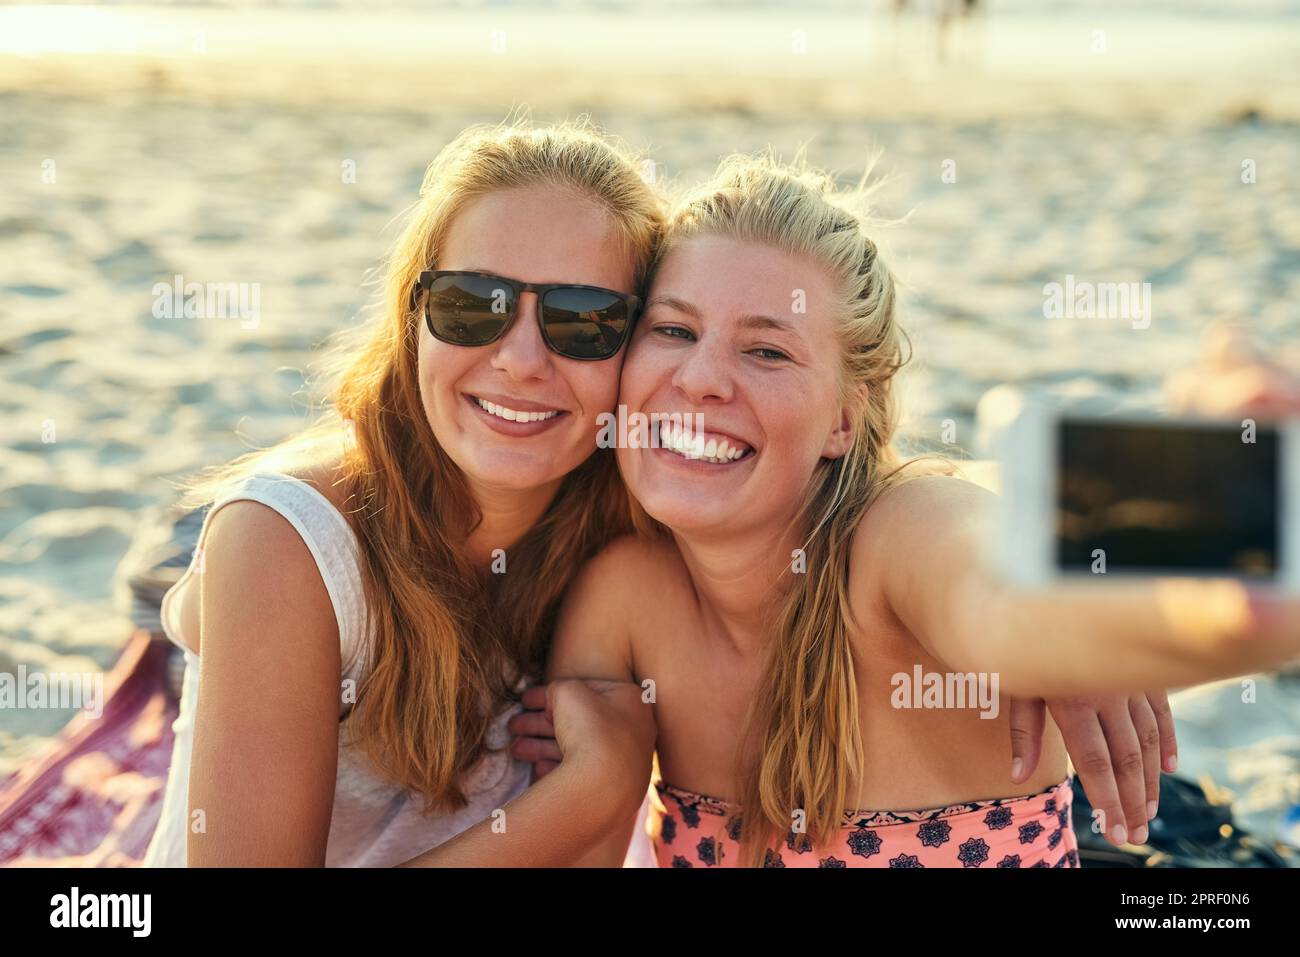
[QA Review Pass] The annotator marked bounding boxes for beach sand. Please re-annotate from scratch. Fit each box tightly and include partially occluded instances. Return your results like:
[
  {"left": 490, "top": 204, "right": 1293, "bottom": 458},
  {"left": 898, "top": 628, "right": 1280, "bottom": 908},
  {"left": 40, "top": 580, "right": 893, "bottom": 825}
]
[{"left": 1, "top": 3, "right": 1299, "bottom": 844}]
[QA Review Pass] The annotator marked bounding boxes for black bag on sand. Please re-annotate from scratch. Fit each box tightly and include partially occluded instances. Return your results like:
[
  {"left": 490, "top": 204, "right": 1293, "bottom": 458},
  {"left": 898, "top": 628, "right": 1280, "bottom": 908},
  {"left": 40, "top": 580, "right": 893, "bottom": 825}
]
[{"left": 1070, "top": 774, "right": 1297, "bottom": 867}]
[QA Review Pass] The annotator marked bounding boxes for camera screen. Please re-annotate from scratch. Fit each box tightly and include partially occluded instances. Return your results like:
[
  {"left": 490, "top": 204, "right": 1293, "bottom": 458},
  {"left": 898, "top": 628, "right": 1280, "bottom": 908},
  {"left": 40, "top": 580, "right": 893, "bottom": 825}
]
[{"left": 1056, "top": 419, "right": 1280, "bottom": 577}]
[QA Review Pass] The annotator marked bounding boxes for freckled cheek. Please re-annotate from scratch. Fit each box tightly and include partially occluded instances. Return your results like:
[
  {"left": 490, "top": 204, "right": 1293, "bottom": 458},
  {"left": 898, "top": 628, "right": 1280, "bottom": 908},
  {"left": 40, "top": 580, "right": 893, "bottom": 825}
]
[
  {"left": 753, "top": 393, "right": 827, "bottom": 466},
  {"left": 615, "top": 353, "right": 656, "bottom": 410}
]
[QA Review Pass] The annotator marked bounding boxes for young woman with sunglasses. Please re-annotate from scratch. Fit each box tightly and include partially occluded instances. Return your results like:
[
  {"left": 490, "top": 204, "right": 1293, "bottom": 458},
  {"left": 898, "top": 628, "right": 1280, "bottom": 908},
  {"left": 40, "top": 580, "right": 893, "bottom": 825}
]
[
  {"left": 143, "top": 121, "right": 662, "bottom": 867},
  {"left": 520, "top": 153, "right": 1300, "bottom": 868}
]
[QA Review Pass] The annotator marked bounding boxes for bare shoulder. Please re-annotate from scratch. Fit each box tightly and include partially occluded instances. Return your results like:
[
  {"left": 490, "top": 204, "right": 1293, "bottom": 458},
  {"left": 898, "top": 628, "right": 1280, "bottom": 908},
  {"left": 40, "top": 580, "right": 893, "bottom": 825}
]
[
  {"left": 279, "top": 447, "right": 355, "bottom": 516},
  {"left": 201, "top": 498, "right": 337, "bottom": 629},
  {"left": 211, "top": 446, "right": 352, "bottom": 583},
  {"left": 549, "top": 532, "right": 686, "bottom": 681},
  {"left": 849, "top": 474, "right": 997, "bottom": 609},
  {"left": 561, "top": 532, "right": 688, "bottom": 623},
  {"left": 589, "top": 532, "right": 686, "bottom": 584},
  {"left": 854, "top": 473, "right": 995, "bottom": 544},
  {"left": 846, "top": 472, "right": 1002, "bottom": 668},
  {"left": 190, "top": 451, "right": 348, "bottom": 655}
]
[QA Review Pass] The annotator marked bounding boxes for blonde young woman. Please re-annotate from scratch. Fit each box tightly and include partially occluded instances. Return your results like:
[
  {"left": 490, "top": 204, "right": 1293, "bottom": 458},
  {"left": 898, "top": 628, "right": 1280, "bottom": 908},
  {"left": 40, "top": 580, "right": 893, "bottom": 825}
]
[
  {"left": 520, "top": 154, "right": 1300, "bottom": 868},
  {"left": 142, "top": 121, "right": 661, "bottom": 867}
]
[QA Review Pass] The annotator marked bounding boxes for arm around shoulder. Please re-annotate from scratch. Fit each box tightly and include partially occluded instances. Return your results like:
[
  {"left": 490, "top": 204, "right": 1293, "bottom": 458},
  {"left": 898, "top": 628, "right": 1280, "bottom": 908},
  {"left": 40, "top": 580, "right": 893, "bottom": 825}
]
[{"left": 400, "top": 537, "right": 657, "bottom": 868}]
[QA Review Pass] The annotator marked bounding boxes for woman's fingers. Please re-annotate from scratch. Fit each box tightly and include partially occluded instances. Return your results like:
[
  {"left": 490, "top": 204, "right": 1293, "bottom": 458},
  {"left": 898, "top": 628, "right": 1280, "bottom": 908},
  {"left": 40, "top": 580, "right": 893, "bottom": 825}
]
[
  {"left": 1055, "top": 706, "right": 1128, "bottom": 846},
  {"left": 1097, "top": 702, "right": 1150, "bottom": 845},
  {"left": 1147, "top": 689, "right": 1178, "bottom": 775},
  {"left": 1126, "top": 695, "right": 1163, "bottom": 826},
  {"left": 506, "top": 709, "right": 554, "bottom": 739},
  {"left": 1007, "top": 696, "right": 1046, "bottom": 783},
  {"left": 509, "top": 736, "right": 562, "bottom": 765},
  {"left": 520, "top": 684, "right": 548, "bottom": 711}
]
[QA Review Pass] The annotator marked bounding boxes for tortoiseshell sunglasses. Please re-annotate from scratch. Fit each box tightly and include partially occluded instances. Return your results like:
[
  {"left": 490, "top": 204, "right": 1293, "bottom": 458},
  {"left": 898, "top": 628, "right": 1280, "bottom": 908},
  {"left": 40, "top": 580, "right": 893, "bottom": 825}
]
[{"left": 412, "top": 270, "right": 641, "bottom": 361}]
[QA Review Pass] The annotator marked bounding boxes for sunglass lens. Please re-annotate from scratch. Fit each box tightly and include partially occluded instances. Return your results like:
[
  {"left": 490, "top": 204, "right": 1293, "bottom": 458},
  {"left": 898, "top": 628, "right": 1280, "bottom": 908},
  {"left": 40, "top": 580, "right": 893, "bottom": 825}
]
[
  {"left": 425, "top": 274, "right": 516, "bottom": 345},
  {"left": 541, "top": 288, "right": 630, "bottom": 359}
]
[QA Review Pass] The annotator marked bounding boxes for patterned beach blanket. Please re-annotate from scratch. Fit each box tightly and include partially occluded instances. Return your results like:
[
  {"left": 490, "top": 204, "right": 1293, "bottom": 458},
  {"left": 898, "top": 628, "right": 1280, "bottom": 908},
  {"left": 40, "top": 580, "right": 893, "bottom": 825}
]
[
  {"left": 0, "top": 630, "right": 177, "bottom": 866},
  {"left": 0, "top": 505, "right": 198, "bottom": 867}
]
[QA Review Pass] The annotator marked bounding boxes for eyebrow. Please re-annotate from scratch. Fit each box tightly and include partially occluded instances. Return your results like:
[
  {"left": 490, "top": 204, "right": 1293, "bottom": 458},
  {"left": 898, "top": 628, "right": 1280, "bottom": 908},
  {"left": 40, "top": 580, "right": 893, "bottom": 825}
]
[{"left": 646, "top": 295, "right": 801, "bottom": 335}]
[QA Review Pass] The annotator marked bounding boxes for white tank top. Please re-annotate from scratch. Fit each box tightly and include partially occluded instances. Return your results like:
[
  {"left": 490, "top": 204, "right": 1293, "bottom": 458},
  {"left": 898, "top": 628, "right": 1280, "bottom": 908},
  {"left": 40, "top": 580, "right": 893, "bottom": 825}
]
[{"left": 141, "top": 472, "right": 531, "bottom": 867}]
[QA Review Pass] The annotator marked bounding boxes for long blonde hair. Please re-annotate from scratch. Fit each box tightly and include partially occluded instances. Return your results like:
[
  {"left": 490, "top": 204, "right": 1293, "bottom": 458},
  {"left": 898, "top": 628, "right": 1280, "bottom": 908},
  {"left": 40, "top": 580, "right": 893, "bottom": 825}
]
[
  {"left": 634, "top": 152, "right": 932, "bottom": 866},
  {"left": 184, "top": 119, "right": 664, "bottom": 812}
]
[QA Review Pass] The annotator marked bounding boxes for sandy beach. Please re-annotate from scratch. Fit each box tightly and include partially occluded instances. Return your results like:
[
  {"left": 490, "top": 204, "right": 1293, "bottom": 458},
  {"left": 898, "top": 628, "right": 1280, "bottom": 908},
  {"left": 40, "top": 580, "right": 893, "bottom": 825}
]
[{"left": 1, "top": 1, "right": 1299, "bottom": 841}]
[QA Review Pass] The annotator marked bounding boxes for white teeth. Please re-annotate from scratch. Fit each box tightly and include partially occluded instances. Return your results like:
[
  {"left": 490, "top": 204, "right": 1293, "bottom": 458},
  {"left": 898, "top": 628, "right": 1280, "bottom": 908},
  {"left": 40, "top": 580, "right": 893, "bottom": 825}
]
[
  {"left": 656, "top": 420, "right": 752, "bottom": 464},
  {"left": 476, "top": 397, "right": 560, "bottom": 423}
]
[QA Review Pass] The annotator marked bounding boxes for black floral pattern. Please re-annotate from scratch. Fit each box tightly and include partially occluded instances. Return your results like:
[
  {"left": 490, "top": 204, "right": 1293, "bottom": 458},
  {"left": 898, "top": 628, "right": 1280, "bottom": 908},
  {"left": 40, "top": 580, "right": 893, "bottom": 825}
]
[
  {"left": 660, "top": 815, "right": 676, "bottom": 845},
  {"left": 671, "top": 855, "right": 692, "bottom": 868},
  {"left": 697, "top": 836, "right": 721, "bottom": 866},
  {"left": 983, "top": 806, "right": 1013, "bottom": 830},
  {"left": 917, "top": 819, "right": 952, "bottom": 848},
  {"left": 785, "top": 830, "right": 814, "bottom": 855},
  {"left": 1018, "top": 820, "right": 1046, "bottom": 845},
  {"left": 847, "top": 827, "right": 883, "bottom": 860},
  {"left": 997, "top": 854, "right": 1022, "bottom": 868},
  {"left": 957, "top": 837, "right": 990, "bottom": 868},
  {"left": 763, "top": 848, "right": 786, "bottom": 868},
  {"left": 820, "top": 856, "right": 847, "bottom": 868},
  {"left": 680, "top": 802, "right": 701, "bottom": 829},
  {"left": 726, "top": 815, "right": 743, "bottom": 842},
  {"left": 889, "top": 853, "right": 924, "bottom": 868}
]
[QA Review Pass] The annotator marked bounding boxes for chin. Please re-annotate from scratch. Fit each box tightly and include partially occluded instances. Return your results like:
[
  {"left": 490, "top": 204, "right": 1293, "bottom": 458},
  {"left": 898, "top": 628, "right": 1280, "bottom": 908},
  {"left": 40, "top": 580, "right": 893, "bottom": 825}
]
[
  {"left": 468, "top": 449, "right": 569, "bottom": 490},
  {"left": 635, "top": 488, "right": 736, "bottom": 535}
]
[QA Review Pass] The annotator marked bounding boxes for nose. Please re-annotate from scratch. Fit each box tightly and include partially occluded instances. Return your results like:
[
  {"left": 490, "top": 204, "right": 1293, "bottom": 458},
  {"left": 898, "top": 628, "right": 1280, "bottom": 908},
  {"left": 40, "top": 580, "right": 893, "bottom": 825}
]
[
  {"left": 671, "top": 334, "right": 733, "bottom": 405},
  {"left": 490, "top": 291, "right": 552, "bottom": 381}
]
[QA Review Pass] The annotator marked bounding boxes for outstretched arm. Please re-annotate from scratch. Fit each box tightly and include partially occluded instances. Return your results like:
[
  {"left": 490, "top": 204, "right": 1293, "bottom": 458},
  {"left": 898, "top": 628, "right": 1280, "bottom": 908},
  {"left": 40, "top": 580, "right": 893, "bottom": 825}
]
[{"left": 854, "top": 474, "right": 1300, "bottom": 698}]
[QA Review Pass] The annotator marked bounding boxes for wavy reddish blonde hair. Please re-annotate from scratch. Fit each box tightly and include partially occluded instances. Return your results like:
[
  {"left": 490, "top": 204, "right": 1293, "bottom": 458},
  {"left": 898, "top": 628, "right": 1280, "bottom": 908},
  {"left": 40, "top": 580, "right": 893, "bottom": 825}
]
[{"left": 188, "top": 119, "right": 664, "bottom": 811}]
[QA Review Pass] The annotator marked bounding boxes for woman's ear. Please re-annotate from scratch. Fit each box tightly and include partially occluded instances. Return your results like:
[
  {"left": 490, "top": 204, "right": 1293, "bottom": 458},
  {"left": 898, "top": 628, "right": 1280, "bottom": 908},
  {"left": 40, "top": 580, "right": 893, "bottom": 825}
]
[{"left": 821, "top": 382, "right": 869, "bottom": 459}]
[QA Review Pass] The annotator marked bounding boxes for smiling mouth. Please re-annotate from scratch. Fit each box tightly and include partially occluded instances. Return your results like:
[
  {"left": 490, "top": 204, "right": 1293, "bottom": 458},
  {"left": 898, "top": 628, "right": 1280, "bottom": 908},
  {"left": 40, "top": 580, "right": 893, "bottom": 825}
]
[
  {"left": 655, "top": 419, "right": 756, "bottom": 466},
  {"left": 468, "top": 395, "right": 567, "bottom": 423}
]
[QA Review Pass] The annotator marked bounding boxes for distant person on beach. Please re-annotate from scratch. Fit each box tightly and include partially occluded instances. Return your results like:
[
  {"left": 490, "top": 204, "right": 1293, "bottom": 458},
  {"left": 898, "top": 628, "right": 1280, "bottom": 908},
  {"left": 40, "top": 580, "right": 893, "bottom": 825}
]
[{"left": 890, "top": 0, "right": 987, "bottom": 66}]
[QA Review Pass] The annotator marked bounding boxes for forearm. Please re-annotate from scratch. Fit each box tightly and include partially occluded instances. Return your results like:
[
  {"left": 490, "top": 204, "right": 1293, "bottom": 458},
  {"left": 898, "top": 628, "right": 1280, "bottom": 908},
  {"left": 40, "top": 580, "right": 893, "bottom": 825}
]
[
  {"left": 965, "top": 578, "right": 1298, "bottom": 697},
  {"left": 398, "top": 757, "right": 642, "bottom": 868},
  {"left": 571, "top": 800, "right": 646, "bottom": 868}
]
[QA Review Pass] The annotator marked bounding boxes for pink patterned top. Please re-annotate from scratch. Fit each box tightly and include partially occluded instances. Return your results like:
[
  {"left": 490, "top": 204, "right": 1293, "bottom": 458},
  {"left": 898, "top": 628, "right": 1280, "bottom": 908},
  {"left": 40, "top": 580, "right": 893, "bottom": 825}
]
[{"left": 648, "top": 775, "right": 1080, "bottom": 868}]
